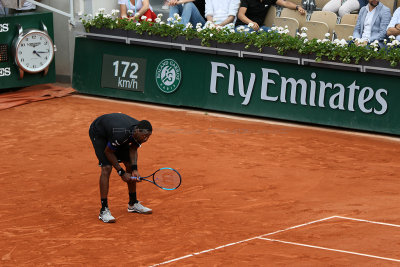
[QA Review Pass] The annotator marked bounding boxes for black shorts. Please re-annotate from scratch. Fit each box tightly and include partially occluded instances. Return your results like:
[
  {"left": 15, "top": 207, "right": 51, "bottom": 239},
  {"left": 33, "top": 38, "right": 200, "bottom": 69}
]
[{"left": 89, "top": 127, "right": 130, "bottom": 166}]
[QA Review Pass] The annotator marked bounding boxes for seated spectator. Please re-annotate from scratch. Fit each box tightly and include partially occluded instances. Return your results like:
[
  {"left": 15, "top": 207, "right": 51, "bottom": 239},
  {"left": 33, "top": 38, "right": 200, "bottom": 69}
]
[
  {"left": 353, "top": 0, "right": 391, "bottom": 46},
  {"left": 14, "top": 1, "right": 39, "bottom": 13},
  {"left": 0, "top": 2, "right": 8, "bottom": 15},
  {"left": 322, "top": 0, "right": 368, "bottom": 18},
  {"left": 205, "top": 0, "right": 240, "bottom": 29},
  {"left": 167, "top": 0, "right": 206, "bottom": 27},
  {"left": 386, "top": 7, "right": 400, "bottom": 41},
  {"left": 119, "top": 0, "right": 157, "bottom": 21},
  {"left": 236, "top": 0, "right": 305, "bottom": 32}
]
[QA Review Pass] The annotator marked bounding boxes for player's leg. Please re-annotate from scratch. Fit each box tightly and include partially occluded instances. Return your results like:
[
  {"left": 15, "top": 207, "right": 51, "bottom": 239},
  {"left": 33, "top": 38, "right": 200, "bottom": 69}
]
[
  {"left": 121, "top": 159, "right": 152, "bottom": 214},
  {"left": 89, "top": 127, "right": 116, "bottom": 223}
]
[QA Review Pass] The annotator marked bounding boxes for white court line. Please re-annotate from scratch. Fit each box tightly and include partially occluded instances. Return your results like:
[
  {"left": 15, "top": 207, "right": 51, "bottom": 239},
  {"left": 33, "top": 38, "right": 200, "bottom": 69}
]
[
  {"left": 149, "top": 216, "right": 336, "bottom": 266},
  {"left": 335, "top": 216, "right": 400, "bottom": 228},
  {"left": 258, "top": 237, "right": 400, "bottom": 263}
]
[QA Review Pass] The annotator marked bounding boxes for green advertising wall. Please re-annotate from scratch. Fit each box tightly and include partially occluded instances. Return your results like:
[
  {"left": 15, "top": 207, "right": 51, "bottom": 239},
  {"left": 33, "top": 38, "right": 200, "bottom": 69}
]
[
  {"left": 73, "top": 37, "right": 400, "bottom": 136},
  {"left": 0, "top": 12, "right": 56, "bottom": 89}
]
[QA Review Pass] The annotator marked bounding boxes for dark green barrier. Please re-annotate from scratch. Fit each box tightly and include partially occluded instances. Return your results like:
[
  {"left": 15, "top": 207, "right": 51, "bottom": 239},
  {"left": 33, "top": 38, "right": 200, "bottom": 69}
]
[
  {"left": 73, "top": 37, "right": 400, "bottom": 136},
  {"left": 0, "top": 12, "right": 56, "bottom": 90}
]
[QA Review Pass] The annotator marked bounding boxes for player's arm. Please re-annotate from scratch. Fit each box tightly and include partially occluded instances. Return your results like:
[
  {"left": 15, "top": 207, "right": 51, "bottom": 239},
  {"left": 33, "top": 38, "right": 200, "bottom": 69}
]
[
  {"left": 129, "top": 144, "right": 141, "bottom": 181},
  {"left": 104, "top": 144, "right": 131, "bottom": 182}
]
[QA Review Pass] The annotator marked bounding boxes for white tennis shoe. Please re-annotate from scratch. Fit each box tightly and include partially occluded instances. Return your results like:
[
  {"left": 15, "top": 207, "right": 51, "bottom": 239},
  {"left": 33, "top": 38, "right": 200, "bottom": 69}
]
[
  {"left": 99, "top": 207, "right": 116, "bottom": 223},
  {"left": 128, "top": 202, "right": 152, "bottom": 214}
]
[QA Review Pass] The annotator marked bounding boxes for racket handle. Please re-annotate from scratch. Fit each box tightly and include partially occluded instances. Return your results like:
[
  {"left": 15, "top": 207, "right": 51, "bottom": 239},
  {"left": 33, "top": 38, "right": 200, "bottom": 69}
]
[{"left": 131, "top": 176, "right": 142, "bottom": 181}]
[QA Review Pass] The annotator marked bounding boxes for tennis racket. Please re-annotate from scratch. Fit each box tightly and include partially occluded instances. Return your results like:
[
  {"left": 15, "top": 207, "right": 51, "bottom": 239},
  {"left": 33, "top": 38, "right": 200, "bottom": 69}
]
[{"left": 131, "top": 167, "right": 181, "bottom": 190}]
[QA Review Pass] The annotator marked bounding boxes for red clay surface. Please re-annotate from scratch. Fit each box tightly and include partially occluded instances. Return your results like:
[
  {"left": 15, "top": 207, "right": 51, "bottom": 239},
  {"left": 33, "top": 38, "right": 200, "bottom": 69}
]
[{"left": 0, "top": 89, "right": 400, "bottom": 266}]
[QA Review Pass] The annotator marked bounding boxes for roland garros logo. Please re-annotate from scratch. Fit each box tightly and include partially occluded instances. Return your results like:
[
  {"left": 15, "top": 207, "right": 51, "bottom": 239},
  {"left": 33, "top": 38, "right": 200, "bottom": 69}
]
[{"left": 155, "top": 59, "right": 181, "bottom": 93}]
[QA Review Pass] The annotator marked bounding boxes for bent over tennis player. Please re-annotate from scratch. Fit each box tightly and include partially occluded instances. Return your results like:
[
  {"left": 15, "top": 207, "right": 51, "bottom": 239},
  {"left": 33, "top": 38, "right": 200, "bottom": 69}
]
[{"left": 89, "top": 113, "right": 153, "bottom": 223}]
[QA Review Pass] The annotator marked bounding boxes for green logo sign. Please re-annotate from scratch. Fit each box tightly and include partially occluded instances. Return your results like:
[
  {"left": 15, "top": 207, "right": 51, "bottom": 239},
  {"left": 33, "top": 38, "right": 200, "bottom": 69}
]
[{"left": 155, "top": 59, "right": 181, "bottom": 93}]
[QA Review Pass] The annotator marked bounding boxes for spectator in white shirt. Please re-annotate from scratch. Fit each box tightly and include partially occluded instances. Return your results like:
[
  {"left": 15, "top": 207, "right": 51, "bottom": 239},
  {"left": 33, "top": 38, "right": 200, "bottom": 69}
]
[
  {"left": 205, "top": 0, "right": 240, "bottom": 28},
  {"left": 386, "top": 7, "right": 400, "bottom": 41},
  {"left": 353, "top": 0, "right": 391, "bottom": 46}
]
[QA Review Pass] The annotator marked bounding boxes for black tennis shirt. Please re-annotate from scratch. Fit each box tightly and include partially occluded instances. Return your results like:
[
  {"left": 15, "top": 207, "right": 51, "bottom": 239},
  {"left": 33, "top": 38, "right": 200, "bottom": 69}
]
[
  {"left": 90, "top": 113, "right": 140, "bottom": 150},
  {"left": 235, "top": 0, "right": 278, "bottom": 27}
]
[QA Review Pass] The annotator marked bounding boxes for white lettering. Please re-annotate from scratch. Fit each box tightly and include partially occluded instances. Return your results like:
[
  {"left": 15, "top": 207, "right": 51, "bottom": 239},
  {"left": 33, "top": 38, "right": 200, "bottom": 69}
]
[
  {"left": 228, "top": 64, "right": 235, "bottom": 96},
  {"left": 347, "top": 81, "right": 359, "bottom": 112},
  {"left": 374, "top": 89, "right": 388, "bottom": 115},
  {"left": 261, "top": 68, "right": 279, "bottom": 101},
  {"left": 318, "top": 82, "right": 332, "bottom": 107},
  {"left": 280, "top": 77, "right": 308, "bottom": 105},
  {"left": 237, "top": 71, "right": 256, "bottom": 105},
  {"left": 329, "top": 83, "right": 346, "bottom": 110},
  {"left": 0, "top": 23, "right": 9, "bottom": 33},
  {"left": 309, "top": 73, "right": 317, "bottom": 106},
  {"left": 0, "top": 67, "right": 11, "bottom": 77},
  {"left": 210, "top": 62, "right": 228, "bottom": 94},
  {"left": 358, "top": 87, "right": 374, "bottom": 113}
]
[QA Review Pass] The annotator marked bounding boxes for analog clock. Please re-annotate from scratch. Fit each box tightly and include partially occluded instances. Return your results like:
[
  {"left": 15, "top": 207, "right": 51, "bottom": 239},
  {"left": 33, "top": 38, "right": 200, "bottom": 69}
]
[{"left": 12, "top": 22, "right": 55, "bottom": 79}]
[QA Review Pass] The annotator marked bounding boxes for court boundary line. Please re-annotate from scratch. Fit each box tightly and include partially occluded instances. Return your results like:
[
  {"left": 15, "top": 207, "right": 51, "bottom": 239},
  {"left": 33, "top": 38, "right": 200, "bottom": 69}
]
[
  {"left": 258, "top": 237, "right": 400, "bottom": 263},
  {"left": 72, "top": 94, "right": 400, "bottom": 143},
  {"left": 149, "top": 215, "right": 400, "bottom": 266}
]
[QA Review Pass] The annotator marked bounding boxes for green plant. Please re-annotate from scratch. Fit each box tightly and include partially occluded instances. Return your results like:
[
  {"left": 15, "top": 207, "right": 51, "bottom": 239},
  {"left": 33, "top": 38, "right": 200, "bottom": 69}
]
[{"left": 80, "top": 9, "right": 400, "bottom": 68}]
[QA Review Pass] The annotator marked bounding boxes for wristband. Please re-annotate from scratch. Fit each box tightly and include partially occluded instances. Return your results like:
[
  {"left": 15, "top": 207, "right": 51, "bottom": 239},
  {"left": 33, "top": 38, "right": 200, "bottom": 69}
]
[
  {"left": 132, "top": 164, "right": 138, "bottom": 171},
  {"left": 296, "top": 5, "right": 300, "bottom": 10},
  {"left": 117, "top": 168, "right": 126, "bottom": 176}
]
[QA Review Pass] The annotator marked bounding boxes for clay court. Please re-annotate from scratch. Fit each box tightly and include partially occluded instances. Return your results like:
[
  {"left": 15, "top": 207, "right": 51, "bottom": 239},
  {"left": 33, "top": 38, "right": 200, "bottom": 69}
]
[{"left": 0, "top": 85, "right": 400, "bottom": 266}]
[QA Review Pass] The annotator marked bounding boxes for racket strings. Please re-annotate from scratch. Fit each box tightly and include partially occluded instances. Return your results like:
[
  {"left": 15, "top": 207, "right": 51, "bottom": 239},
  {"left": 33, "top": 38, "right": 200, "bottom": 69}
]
[{"left": 154, "top": 169, "right": 181, "bottom": 189}]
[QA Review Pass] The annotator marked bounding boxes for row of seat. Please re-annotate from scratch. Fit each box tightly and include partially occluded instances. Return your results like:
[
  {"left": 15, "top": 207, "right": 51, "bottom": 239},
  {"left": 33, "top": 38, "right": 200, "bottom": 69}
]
[
  {"left": 264, "top": 8, "right": 358, "bottom": 40},
  {"left": 291, "top": 0, "right": 398, "bottom": 14}
]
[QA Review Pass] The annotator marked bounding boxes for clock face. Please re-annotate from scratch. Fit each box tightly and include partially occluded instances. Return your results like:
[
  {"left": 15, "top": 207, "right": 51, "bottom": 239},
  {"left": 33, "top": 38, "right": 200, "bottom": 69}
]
[{"left": 16, "top": 31, "right": 54, "bottom": 73}]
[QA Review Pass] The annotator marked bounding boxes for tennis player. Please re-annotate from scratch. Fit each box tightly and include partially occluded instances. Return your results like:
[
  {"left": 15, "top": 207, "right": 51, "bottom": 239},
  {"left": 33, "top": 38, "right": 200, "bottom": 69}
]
[{"left": 89, "top": 113, "right": 153, "bottom": 223}]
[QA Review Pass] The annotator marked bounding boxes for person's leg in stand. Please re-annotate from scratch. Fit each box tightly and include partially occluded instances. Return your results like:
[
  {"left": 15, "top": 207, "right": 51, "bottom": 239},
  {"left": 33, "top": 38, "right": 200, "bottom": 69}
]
[{"left": 182, "top": 2, "right": 205, "bottom": 26}]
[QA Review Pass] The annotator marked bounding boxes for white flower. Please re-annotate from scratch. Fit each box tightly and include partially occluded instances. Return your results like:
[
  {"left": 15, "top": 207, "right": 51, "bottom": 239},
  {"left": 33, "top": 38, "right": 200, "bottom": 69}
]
[
  {"left": 160, "top": 21, "right": 165, "bottom": 25},
  {"left": 197, "top": 28, "right": 202, "bottom": 32},
  {"left": 303, "top": 38, "right": 308, "bottom": 43},
  {"left": 300, "top": 32, "right": 307, "bottom": 38},
  {"left": 186, "top": 22, "right": 193, "bottom": 28},
  {"left": 167, "top": 17, "right": 173, "bottom": 22},
  {"left": 157, "top": 13, "right": 163, "bottom": 18},
  {"left": 196, "top": 23, "right": 203, "bottom": 29},
  {"left": 136, "top": 22, "right": 141, "bottom": 26},
  {"left": 111, "top": 9, "right": 120, "bottom": 16},
  {"left": 230, "top": 29, "right": 235, "bottom": 33},
  {"left": 104, "top": 14, "right": 111, "bottom": 18},
  {"left": 301, "top": 27, "right": 308, "bottom": 32},
  {"left": 271, "top": 26, "right": 277, "bottom": 31},
  {"left": 127, "top": 10, "right": 134, "bottom": 15},
  {"left": 173, "top": 13, "right": 180, "bottom": 19},
  {"left": 248, "top": 22, "right": 254, "bottom": 28},
  {"left": 155, "top": 18, "right": 161, "bottom": 23},
  {"left": 98, "top": 8, "right": 105, "bottom": 14},
  {"left": 348, "top": 35, "right": 353, "bottom": 40},
  {"left": 317, "top": 39, "right": 321, "bottom": 43},
  {"left": 325, "top": 32, "right": 330, "bottom": 38},
  {"left": 244, "top": 28, "right": 250, "bottom": 32},
  {"left": 141, "top": 15, "right": 147, "bottom": 20},
  {"left": 148, "top": 19, "right": 152, "bottom": 22},
  {"left": 389, "top": 35, "right": 396, "bottom": 40},
  {"left": 210, "top": 33, "right": 213, "bottom": 37},
  {"left": 393, "top": 40, "right": 400, "bottom": 46}
]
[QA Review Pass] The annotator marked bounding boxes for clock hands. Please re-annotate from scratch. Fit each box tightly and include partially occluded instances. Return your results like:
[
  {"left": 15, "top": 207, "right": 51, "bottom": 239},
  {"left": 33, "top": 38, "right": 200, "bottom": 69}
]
[{"left": 33, "top": 51, "right": 41, "bottom": 58}]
